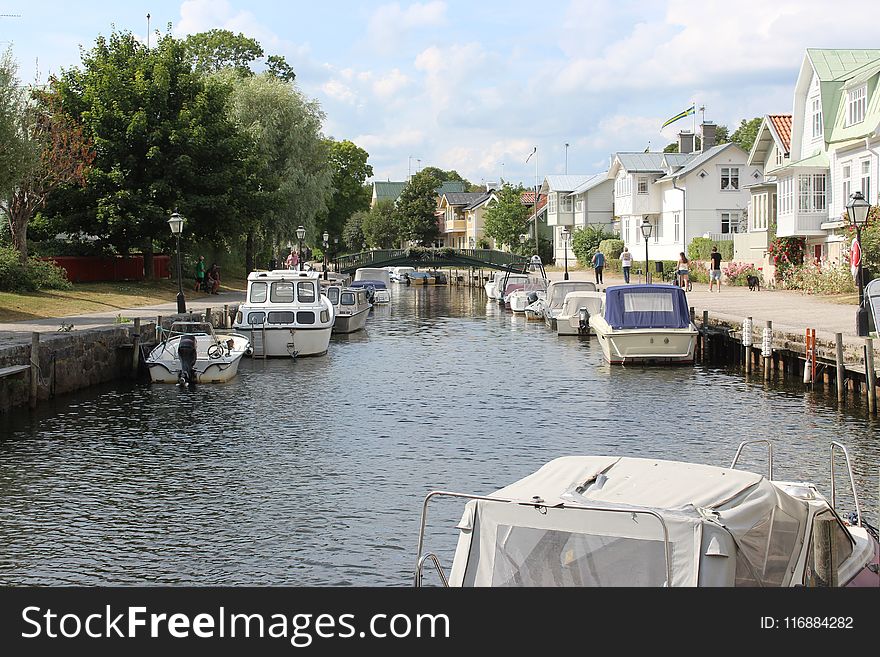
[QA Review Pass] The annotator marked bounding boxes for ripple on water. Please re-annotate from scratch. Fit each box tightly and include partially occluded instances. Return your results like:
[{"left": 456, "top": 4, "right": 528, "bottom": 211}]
[{"left": 0, "top": 285, "right": 877, "bottom": 585}]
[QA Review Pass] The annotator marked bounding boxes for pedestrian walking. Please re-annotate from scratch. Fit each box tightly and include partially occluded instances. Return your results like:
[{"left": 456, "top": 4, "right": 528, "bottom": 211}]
[
  {"left": 620, "top": 247, "right": 632, "bottom": 284},
  {"left": 591, "top": 249, "right": 605, "bottom": 285},
  {"left": 676, "top": 252, "right": 690, "bottom": 291},
  {"left": 194, "top": 255, "right": 206, "bottom": 291},
  {"left": 708, "top": 245, "right": 722, "bottom": 293}
]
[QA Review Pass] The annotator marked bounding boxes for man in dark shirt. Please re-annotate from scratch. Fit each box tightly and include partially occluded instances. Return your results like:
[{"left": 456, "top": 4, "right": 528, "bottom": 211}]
[
  {"left": 709, "top": 245, "right": 722, "bottom": 293},
  {"left": 591, "top": 250, "right": 605, "bottom": 284}
]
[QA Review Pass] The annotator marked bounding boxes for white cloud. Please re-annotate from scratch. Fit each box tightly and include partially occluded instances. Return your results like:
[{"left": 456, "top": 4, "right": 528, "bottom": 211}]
[
  {"left": 354, "top": 129, "right": 426, "bottom": 151},
  {"left": 367, "top": 1, "right": 448, "bottom": 54},
  {"left": 321, "top": 79, "right": 359, "bottom": 104},
  {"left": 373, "top": 68, "right": 410, "bottom": 98}
]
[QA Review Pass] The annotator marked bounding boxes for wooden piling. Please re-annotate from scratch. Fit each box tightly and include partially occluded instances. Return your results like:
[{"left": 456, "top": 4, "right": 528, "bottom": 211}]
[
  {"left": 744, "top": 316, "right": 752, "bottom": 375},
  {"left": 30, "top": 332, "right": 39, "bottom": 409},
  {"left": 205, "top": 307, "right": 212, "bottom": 327},
  {"left": 865, "top": 338, "right": 876, "bottom": 414},
  {"left": 223, "top": 304, "right": 230, "bottom": 328},
  {"left": 131, "top": 318, "right": 141, "bottom": 378},
  {"left": 763, "top": 321, "right": 772, "bottom": 381},
  {"left": 702, "top": 311, "right": 709, "bottom": 363},
  {"left": 835, "top": 333, "right": 845, "bottom": 403}
]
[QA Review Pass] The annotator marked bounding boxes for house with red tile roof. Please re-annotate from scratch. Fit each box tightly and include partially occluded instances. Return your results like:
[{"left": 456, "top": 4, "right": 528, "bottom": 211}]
[{"left": 738, "top": 114, "right": 793, "bottom": 263}]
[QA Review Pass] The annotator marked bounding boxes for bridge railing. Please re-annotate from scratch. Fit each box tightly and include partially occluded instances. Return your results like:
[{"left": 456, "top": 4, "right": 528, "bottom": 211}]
[{"left": 335, "top": 248, "right": 529, "bottom": 274}]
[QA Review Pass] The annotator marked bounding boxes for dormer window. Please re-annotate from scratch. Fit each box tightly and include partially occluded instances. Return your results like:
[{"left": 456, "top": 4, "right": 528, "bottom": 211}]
[
  {"left": 775, "top": 148, "right": 784, "bottom": 167},
  {"left": 848, "top": 85, "right": 867, "bottom": 125}
]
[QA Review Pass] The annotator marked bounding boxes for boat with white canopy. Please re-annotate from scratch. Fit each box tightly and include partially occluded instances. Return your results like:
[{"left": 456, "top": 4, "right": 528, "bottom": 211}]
[
  {"left": 556, "top": 290, "right": 604, "bottom": 336},
  {"left": 146, "top": 321, "right": 249, "bottom": 385},
  {"left": 353, "top": 267, "right": 392, "bottom": 303},
  {"left": 589, "top": 284, "right": 697, "bottom": 364},
  {"left": 536, "top": 280, "right": 597, "bottom": 328},
  {"left": 414, "top": 441, "right": 880, "bottom": 587}
]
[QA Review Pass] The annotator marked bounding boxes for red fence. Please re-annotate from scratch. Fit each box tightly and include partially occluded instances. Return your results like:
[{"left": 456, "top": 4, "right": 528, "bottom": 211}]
[{"left": 42, "top": 255, "right": 171, "bottom": 282}]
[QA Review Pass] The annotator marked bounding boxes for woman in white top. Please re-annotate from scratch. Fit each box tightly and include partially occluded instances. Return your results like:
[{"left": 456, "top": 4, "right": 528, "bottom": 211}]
[{"left": 677, "top": 252, "right": 689, "bottom": 290}]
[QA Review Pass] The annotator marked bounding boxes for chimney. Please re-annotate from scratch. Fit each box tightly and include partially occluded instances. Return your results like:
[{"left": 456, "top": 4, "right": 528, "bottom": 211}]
[
  {"left": 678, "top": 131, "right": 695, "bottom": 154},
  {"left": 485, "top": 182, "right": 498, "bottom": 192},
  {"left": 700, "top": 122, "right": 716, "bottom": 151}
]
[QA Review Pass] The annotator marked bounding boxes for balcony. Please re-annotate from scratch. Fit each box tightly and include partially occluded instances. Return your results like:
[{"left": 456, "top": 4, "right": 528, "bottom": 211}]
[
  {"left": 776, "top": 212, "right": 827, "bottom": 237},
  {"left": 444, "top": 218, "right": 466, "bottom": 233}
]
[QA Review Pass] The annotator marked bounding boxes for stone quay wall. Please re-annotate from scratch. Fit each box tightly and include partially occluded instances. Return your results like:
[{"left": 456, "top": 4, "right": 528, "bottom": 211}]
[{"left": 0, "top": 322, "right": 156, "bottom": 413}]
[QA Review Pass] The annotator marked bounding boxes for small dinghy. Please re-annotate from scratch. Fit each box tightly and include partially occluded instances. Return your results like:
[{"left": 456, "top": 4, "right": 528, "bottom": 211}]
[{"left": 146, "top": 321, "right": 250, "bottom": 386}]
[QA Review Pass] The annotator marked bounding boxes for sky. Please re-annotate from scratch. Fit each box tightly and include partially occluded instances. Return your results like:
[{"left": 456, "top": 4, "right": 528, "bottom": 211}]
[{"left": 2, "top": 0, "right": 879, "bottom": 188}]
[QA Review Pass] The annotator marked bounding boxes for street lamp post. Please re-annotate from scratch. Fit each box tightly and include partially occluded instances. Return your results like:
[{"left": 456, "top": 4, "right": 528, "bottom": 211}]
[
  {"left": 640, "top": 217, "right": 653, "bottom": 284},
  {"left": 847, "top": 191, "right": 871, "bottom": 336},
  {"left": 296, "top": 225, "right": 306, "bottom": 272},
  {"left": 167, "top": 211, "right": 186, "bottom": 313},
  {"left": 322, "top": 230, "right": 329, "bottom": 280},
  {"left": 333, "top": 237, "right": 339, "bottom": 272},
  {"left": 562, "top": 227, "right": 570, "bottom": 281}
]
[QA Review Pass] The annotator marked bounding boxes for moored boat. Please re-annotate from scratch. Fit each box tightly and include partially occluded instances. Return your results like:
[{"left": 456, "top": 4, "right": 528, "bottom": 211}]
[
  {"left": 589, "top": 284, "right": 697, "bottom": 364},
  {"left": 146, "top": 321, "right": 249, "bottom": 384},
  {"left": 354, "top": 267, "right": 392, "bottom": 303},
  {"left": 232, "top": 269, "right": 334, "bottom": 357},
  {"left": 541, "top": 280, "right": 598, "bottom": 329},
  {"left": 414, "top": 441, "right": 880, "bottom": 587},
  {"left": 326, "top": 285, "right": 371, "bottom": 333},
  {"left": 556, "top": 290, "right": 604, "bottom": 336}
]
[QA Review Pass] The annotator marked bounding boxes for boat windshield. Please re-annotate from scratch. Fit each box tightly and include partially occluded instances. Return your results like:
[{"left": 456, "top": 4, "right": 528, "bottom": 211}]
[
  {"left": 163, "top": 322, "right": 216, "bottom": 339},
  {"left": 326, "top": 287, "right": 341, "bottom": 305}
]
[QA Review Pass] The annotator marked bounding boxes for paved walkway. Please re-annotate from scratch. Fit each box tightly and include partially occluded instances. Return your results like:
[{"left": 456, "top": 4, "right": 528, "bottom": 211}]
[{"left": 0, "top": 290, "right": 245, "bottom": 344}]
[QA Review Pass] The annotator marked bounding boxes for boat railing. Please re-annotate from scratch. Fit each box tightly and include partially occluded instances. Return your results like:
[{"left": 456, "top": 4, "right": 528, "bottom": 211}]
[
  {"left": 830, "top": 441, "right": 862, "bottom": 527},
  {"left": 415, "top": 490, "right": 672, "bottom": 588},
  {"left": 730, "top": 440, "right": 774, "bottom": 480}
]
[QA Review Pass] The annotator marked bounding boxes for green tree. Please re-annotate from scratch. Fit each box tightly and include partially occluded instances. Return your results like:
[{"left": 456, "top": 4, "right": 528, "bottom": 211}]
[
  {"left": 184, "top": 29, "right": 264, "bottom": 76},
  {"left": 0, "top": 50, "right": 37, "bottom": 205},
  {"left": 1, "top": 86, "right": 95, "bottom": 262},
  {"left": 418, "top": 166, "right": 473, "bottom": 190},
  {"left": 361, "top": 199, "right": 399, "bottom": 248},
  {"left": 343, "top": 210, "right": 367, "bottom": 251},
  {"left": 226, "top": 72, "right": 332, "bottom": 271},
  {"left": 323, "top": 139, "right": 373, "bottom": 242},
  {"left": 483, "top": 184, "right": 529, "bottom": 249},
  {"left": 730, "top": 117, "right": 762, "bottom": 153},
  {"left": 266, "top": 55, "right": 296, "bottom": 82},
  {"left": 571, "top": 225, "right": 617, "bottom": 266},
  {"left": 47, "top": 30, "right": 248, "bottom": 275},
  {"left": 395, "top": 169, "right": 442, "bottom": 245}
]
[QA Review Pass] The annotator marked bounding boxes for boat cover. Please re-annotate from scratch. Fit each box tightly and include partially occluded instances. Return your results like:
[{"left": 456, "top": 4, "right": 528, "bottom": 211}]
[
  {"left": 447, "top": 456, "right": 810, "bottom": 587},
  {"left": 350, "top": 279, "right": 387, "bottom": 289},
  {"left": 603, "top": 284, "right": 690, "bottom": 329},
  {"left": 547, "top": 281, "right": 597, "bottom": 309},
  {"left": 867, "top": 278, "right": 880, "bottom": 334}
]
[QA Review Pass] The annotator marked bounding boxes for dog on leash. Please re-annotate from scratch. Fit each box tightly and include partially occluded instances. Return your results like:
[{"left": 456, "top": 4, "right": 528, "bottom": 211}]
[{"left": 746, "top": 275, "right": 760, "bottom": 291}]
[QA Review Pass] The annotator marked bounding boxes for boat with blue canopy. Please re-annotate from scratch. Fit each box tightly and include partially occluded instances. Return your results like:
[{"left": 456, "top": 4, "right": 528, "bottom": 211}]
[{"left": 589, "top": 284, "right": 697, "bottom": 364}]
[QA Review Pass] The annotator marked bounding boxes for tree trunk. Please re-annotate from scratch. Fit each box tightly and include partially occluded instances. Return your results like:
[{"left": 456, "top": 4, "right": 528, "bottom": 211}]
[
  {"left": 144, "top": 240, "right": 155, "bottom": 279},
  {"left": 246, "top": 231, "right": 255, "bottom": 273},
  {"left": 11, "top": 217, "right": 28, "bottom": 264}
]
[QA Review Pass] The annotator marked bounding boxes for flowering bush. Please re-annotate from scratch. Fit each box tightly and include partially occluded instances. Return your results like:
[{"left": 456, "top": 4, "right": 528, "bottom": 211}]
[
  {"left": 722, "top": 261, "right": 763, "bottom": 286},
  {"left": 766, "top": 237, "right": 805, "bottom": 280},
  {"left": 841, "top": 205, "right": 880, "bottom": 273},
  {"left": 780, "top": 261, "right": 856, "bottom": 295}
]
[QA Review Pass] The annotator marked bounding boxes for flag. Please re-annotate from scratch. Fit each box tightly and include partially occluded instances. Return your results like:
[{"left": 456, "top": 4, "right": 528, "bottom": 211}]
[{"left": 660, "top": 104, "right": 695, "bottom": 141}]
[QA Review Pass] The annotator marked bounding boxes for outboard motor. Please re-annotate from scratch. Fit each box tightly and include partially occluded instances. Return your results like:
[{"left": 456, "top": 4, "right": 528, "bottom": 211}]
[
  {"left": 404, "top": 273, "right": 411, "bottom": 286},
  {"left": 365, "top": 285, "right": 376, "bottom": 303},
  {"left": 526, "top": 292, "right": 538, "bottom": 305},
  {"left": 577, "top": 306, "right": 590, "bottom": 335},
  {"left": 177, "top": 334, "right": 198, "bottom": 387}
]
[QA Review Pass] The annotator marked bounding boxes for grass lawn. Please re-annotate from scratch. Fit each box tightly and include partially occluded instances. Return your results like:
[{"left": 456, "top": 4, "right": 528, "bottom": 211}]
[{"left": 0, "top": 277, "right": 247, "bottom": 322}]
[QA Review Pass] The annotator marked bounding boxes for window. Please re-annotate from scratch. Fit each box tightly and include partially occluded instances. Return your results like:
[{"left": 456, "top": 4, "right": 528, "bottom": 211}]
[
  {"left": 673, "top": 213, "right": 680, "bottom": 243},
  {"left": 654, "top": 217, "right": 662, "bottom": 243},
  {"left": 575, "top": 197, "right": 583, "bottom": 213},
  {"left": 561, "top": 195, "right": 573, "bottom": 213},
  {"left": 797, "top": 173, "right": 826, "bottom": 212},
  {"left": 267, "top": 311, "right": 294, "bottom": 324},
  {"left": 548, "top": 193, "right": 557, "bottom": 214},
  {"left": 638, "top": 177, "right": 648, "bottom": 194},
  {"left": 634, "top": 219, "right": 641, "bottom": 243},
  {"left": 249, "top": 281, "right": 268, "bottom": 303},
  {"left": 247, "top": 311, "right": 265, "bottom": 325},
  {"left": 778, "top": 177, "right": 793, "bottom": 214},
  {"left": 861, "top": 159, "right": 871, "bottom": 202},
  {"left": 341, "top": 292, "right": 356, "bottom": 306},
  {"left": 775, "top": 147, "right": 784, "bottom": 168},
  {"left": 842, "top": 163, "right": 851, "bottom": 207},
  {"left": 721, "top": 212, "right": 740, "bottom": 234},
  {"left": 811, "top": 97, "right": 823, "bottom": 139},
  {"left": 296, "top": 311, "right": 315, "bottom": 324},
  {"left": 270, "top": 281, "right": 294, "bottom": 303},
  {"left": 297, "top": 281, "right": 316, "bottom": 303},
  {"left": 753, "top": 193, "right": 768, "bottom": 231},
  {"left": 615, "top": 175, "right": 631, "bottom": 197},
  {"left": 848, "top": 85, "right": 867, "bottom": 125},
  {"left": 623, "top": 218, "right": 630, "bottom": 243},
  {"left": 326, "top": 287, "right": 340, "bottom": 305},
  {"left": 721, "top": 167, "right": 739, "bottom": 190}
]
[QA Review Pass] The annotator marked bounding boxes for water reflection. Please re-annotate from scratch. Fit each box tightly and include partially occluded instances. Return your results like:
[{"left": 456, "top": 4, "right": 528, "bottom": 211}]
[{"left": 0, "top": 285, "right": 877, "bottom": 585}]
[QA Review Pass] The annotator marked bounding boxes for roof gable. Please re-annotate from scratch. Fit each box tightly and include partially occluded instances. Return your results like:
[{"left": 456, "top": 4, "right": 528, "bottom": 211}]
[{"left": 807, "top": 49, "right": 880, "bottom": 81}]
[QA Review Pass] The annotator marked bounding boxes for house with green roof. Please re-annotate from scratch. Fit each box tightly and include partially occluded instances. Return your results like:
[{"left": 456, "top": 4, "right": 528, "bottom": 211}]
[
  {"left": 776, "top": 49, "right": 880, "bottom": 263},
  {"left": 370, "top": 180, "right": 467, "bottom": 208}
]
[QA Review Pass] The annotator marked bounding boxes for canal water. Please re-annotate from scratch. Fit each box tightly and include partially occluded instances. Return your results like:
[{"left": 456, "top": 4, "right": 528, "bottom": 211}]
[{"left": 0, "top": 285, "right": 877, "bottom": 585}]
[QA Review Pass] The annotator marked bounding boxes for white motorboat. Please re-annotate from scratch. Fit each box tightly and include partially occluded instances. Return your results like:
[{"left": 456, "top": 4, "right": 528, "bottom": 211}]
[
  {"left": 589, "top": 284, "right": 697, "bottom": 364},
  {"left": 556, "top": 290, "right": 605, "bottom": 336},
  {"left": 146, "top": 321, "right": 249, "bottom": 385},
  {"left": 508, "top": 278, "right": 549, "bottom": 313},
  {"left": 232, "top": 269, "right": 334, "bottom": 357},
  {"left": 414, "top": 440, "right": 880, "bottom": 587},
  {"left": 485, "top": 271, "right": 528, "bottom": 303},
  {"left": 540, "top": 280, "right": 598, "bottom": 329},
  {"left": 325, "top": 284, "right": 372, "bottom": 334},
  {"left": 390, "top": 266, "right": 416, "bottom": 283},
  {"left": 353, "top": 267, "right": 392, "bottom": 303}
]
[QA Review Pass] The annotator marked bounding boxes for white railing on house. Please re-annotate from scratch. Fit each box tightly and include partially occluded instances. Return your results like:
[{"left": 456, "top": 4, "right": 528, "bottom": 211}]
[{"left": 705, "top": 232, "right": 735, "bottom": 242}]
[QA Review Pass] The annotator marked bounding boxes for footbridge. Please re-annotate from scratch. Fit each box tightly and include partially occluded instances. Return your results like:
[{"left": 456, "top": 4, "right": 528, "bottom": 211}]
[{"left": 335, "top": 248, "right": 530, "bottom": 275}]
